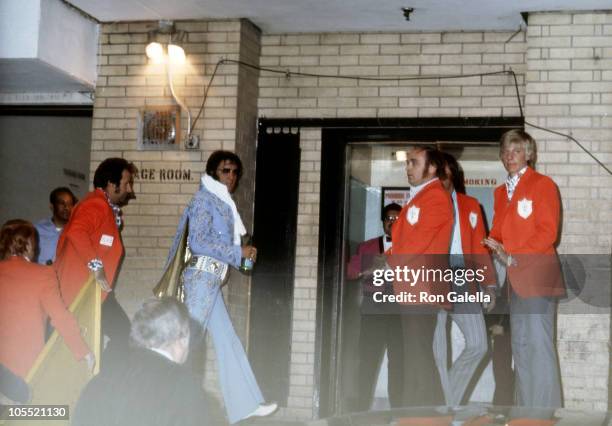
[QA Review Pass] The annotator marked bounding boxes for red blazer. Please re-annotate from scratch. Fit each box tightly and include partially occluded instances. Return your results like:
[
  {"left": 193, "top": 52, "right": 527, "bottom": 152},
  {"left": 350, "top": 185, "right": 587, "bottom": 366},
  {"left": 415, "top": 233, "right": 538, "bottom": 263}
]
[
  {"left": 455, "top": 192, "right": 496, "bottom": 291},
  {"left": 390, "top": 179, "right": 453, "bottom": 306},
  {"left": 0, "top": 257, "right": 89, "bottom": 378},
  {"left": 489, "top": 167, "right": 565, "bottom": 298},
  {"left": 55, "top": 189, "right": 124, "bottom": 305}
]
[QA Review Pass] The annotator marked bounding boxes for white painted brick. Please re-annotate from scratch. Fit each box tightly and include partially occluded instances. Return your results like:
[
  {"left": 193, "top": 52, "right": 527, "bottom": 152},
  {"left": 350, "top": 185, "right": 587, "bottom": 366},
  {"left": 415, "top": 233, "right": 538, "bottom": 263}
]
[
  {"left": 418, "top": 107, "right": 459, "bottom": 116},
  {"left": 399, "top": 97, "right": 439, "bottom": 107},
  {"left": 401, "top": 33, "right": 441, "bottom": 44},
  {"left": 359, "top": 55, "right": 399, "bottom": 65},
  {"left": 360, "top": 34, "right": 400, "bottom": 44},
  {"left": 573, "top": 13, "right": 612, "bottom": 25},
  {"left": 547, "top": 93, "right": 592, "bottom": 104},
  {"left": 300, "top": 45, "right": 339, "bottom": 55},
  {"left": 529, "top": 13, "right": 572, "bottom": 25},
  {"left": 338, "top": 87, "right": 379, "bottom": 97},
  {"left": 320, "top": 55, "right": 358, "bottom": 65},
  {"left": 282, "top": 34, "right": 319, "bottom": 45},
  {"left": 529, "top": 59, "right": 571, "bottom": 70},
  {"left": 339, "top": 45, "right": 380, "bottom": 55},
  {"left": 441, "top": 97, "right": 480, "bottom": 107},
  {"left": 572, "top": 36, "right": 612, "bottom": 47},
  {"left": 420, "top": 65, "right": 462, "bottom": 75},
  {"left": 379, "top": 86, "right": 419, "bottom": 97},
  {"left": 548, "top": 47, "right": 595, "bottom": 58},
  {"left": 441, "top": 54, "right": 481, "bottom": 64},
  {"left": 527, "top": 82, "right": 570, "bottom": 93},
  {"left": 550, "top": 25, "right": 596, "bottom": 36},
  {"left": 572, "top": 81, "right": 612, "bottom": 92},
  {"left": 399, "top": 55, "right": 440, "bottom": 65},
  {"left": 528, "top": 36, "right": 571, "bottom": 48},
  {"left": 548, "top": 70, "right": 594, "bottom": 81},
  {"left": 320, "top": 34, "right": 360, "bottom": 44},
  {"left": 483, "top": 53, "right": 525, "bottom": 64},
  {"left": 463, "top": 43, "right": 504, "bottom": 54},
  {"left": 572, "top": 58, "right": 612, "bottom": 70},
  {"left": 379, "top": 65, "right": 420, "bottom": 75},
  {"left": 380, "top": 44, "right": 420, "bottom": 54},
  {"left": 422, "top": 86, "right": 461, "bottom": 97},
  {"left": 443, "top": 32, "right": 483, "bottom": 43}
]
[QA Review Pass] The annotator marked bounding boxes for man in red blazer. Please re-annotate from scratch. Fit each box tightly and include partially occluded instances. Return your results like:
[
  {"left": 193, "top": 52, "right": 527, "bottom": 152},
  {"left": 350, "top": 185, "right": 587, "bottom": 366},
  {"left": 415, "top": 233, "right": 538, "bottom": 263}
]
[
  {"left": 389, "top": 145, "right": 453, "bottom": 407},
  {"left": 55, "top": 158, "right": 136, "bottom": 370},
  {"left": 346, "top": 203, "right": 404, "bottom": 410},
  {"left": 484, "top": 129, "right": 564, "bottom": 408},
  {"left": 432, "top": 152, "right": 496, "bottom": 407}
]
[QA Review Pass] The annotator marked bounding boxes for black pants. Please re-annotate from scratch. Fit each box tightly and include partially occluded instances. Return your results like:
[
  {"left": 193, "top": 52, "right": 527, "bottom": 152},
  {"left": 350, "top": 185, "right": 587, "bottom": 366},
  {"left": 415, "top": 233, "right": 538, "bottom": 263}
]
[
  {"left": 355, "top": 314, "right": 404, "bottom": 410},
  {"left": 401, "top": 312, "right": 444, "bottom": 407},
  {"left": 100, "top": 292, "right": 131, "bottom": 372}
]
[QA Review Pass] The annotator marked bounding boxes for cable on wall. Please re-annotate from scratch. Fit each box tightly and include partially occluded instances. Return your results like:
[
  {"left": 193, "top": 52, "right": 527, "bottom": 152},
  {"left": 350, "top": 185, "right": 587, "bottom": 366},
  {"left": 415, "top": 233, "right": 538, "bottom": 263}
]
[{"left": 191, "top": 58, "right": 611, "bottom": 176}]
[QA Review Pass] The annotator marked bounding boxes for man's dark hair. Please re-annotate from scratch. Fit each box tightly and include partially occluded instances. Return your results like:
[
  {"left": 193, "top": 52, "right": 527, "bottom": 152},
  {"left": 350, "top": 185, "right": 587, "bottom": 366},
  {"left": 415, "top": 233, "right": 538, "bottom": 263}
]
[
  {"left": 205, "top": 150, "right": 243, "bottom": 181},
  {"left": 411, "top": 145, "right": 447, "bottom": 181},
  {"left": 381, "top": 202, "right": 402, "bottom": 221},
  {"left": 441, "top": 152, "right": 466, "bottom": 194},
  {"left": 93, "top": 158, "right": 137, "bottom": 189},
  {"left": 49, "top": 187, "right": 77, "bottom": 205}
]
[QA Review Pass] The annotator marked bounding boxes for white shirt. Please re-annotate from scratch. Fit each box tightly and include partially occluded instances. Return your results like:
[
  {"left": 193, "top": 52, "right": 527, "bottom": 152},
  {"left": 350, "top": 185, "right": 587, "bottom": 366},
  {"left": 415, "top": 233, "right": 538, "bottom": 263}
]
[
  {"left": 449, "top": 190, "right": 464, "bottom": 268},
  {"left": 408, "top": 177, "right": 439, "bottom": 202}
]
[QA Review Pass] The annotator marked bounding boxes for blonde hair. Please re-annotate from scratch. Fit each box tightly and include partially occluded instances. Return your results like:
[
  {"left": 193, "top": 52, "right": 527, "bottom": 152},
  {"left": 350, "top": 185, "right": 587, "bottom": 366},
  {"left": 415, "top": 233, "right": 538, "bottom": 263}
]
[{"left": 499, "top": 129, "right": 537, "bottom": 168}]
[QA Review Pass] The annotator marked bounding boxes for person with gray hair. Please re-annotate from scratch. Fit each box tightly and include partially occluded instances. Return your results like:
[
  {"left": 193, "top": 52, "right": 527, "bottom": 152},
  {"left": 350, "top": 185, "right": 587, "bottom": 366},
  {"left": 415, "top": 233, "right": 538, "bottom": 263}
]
[{"left": 74, "top": 298, "right": 216, "bottom": 426}]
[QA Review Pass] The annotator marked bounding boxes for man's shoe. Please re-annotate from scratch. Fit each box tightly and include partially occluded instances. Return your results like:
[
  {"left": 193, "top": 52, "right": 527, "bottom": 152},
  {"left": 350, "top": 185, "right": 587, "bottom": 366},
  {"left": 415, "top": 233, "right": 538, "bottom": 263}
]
[{"left": 244, "top": 402, "right": 278, "bottom": 419}]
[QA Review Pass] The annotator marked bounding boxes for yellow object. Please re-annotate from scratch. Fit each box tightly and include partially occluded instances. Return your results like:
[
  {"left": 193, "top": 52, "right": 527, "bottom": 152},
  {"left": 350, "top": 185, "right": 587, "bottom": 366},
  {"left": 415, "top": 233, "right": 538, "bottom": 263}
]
[{"left": 1, "top": 276, "right": 101, "bottom": 426}]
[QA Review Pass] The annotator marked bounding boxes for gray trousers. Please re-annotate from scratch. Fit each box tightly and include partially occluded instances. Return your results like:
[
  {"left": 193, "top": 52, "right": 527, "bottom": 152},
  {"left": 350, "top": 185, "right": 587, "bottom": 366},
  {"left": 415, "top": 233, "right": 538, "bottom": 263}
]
[
  {"left": 433, "top": 302, "right": 488, "bottom": 406},
  {"left": 510, "top": 292, "right": 562, "bottom": 408}
]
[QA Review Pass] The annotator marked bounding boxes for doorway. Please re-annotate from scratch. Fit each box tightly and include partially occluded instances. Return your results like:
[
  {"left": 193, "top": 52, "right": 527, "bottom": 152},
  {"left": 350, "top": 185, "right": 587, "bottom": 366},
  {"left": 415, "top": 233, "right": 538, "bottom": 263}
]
[{"left": 315, "top": 117, "right": 521, "bottom": 417}]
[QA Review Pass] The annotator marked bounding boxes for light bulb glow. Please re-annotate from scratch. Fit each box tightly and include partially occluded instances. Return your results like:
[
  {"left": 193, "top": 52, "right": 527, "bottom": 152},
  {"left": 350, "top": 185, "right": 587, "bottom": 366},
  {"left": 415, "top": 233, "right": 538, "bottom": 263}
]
[
  {"left": 168, "top": 44, "right": 186, "bottom": 65},
  {"left": 145, "top": 42, "right": 165, "bottom": 64}
]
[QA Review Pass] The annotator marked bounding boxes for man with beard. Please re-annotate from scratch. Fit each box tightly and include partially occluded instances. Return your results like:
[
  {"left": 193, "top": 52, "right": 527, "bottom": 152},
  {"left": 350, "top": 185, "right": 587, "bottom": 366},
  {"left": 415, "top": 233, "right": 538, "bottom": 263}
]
[{"left": 55, "top": 157, "right": 137, "bottom": 370}]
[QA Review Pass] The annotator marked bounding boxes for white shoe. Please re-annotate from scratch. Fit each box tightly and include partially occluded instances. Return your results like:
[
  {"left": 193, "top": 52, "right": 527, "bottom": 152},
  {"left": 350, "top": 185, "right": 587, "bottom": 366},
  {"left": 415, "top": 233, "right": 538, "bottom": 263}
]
[{"left": 244, "top": 402, "right": 278, "bottom": 419}]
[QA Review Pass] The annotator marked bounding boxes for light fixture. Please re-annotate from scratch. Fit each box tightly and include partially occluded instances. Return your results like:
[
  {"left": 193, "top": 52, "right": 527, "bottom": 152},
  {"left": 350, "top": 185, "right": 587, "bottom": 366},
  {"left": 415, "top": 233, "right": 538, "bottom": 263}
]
[
  {"left": 145, "top": 42, "right": 164, "bottom": 64},
  {"left": 167, "top": 43, "right": 186, "bottom": 65},
  {"left": 145, "top": 21, "right": 186, "bottom": 66},
  {"left": 395, "top": 150, "right": 407, "bottom": 161},
  {"left": 145, "top": 21, "right": 198, "bottom": 149}
]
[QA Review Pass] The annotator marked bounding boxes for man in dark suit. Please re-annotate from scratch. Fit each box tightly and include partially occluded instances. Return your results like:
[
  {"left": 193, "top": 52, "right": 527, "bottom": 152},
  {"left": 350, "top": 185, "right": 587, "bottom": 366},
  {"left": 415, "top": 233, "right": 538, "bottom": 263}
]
[
  {"left": 74, "top": 297, "right": 217, "bottom": 426},
  {"left": 346, "top": 203, "right": 404, "bottom": 411}
]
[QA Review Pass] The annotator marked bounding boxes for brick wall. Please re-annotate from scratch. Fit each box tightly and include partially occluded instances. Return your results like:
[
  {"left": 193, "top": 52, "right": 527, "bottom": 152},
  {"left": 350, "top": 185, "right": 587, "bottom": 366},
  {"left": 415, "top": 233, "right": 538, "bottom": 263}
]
[{"left": 525, "top": 11, "right": 612, "bottom": 411}]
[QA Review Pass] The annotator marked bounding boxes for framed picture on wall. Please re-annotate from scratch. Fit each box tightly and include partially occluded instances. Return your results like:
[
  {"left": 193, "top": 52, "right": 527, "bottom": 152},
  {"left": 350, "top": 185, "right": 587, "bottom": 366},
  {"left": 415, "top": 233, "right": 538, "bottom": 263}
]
[{"left": 382, "top": 186, "right": 411, "bottom": 210}]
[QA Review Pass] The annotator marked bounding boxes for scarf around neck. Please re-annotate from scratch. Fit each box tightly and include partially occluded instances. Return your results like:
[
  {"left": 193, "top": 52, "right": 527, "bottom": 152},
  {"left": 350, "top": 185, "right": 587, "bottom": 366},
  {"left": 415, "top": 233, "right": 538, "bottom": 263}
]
[{"left": 201, "top": 174, "right": 247, "bottom": 245}]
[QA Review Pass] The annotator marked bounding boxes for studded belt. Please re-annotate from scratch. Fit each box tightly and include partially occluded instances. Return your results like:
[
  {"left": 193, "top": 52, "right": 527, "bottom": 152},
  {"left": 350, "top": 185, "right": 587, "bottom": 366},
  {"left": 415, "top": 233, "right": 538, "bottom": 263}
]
[{"left": 187, "top": 255, "right": 229, "bottom": 282}]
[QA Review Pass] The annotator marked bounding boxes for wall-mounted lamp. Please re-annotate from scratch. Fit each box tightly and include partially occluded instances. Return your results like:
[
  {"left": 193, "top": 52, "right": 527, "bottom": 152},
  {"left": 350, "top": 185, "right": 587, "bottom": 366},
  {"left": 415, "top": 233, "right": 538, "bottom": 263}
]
[
  {"left": 145, "top": 21, "right": 198, "bottom": 149},
  {"left": 145, "top": 21, "right": 186, "bottom": 65}
]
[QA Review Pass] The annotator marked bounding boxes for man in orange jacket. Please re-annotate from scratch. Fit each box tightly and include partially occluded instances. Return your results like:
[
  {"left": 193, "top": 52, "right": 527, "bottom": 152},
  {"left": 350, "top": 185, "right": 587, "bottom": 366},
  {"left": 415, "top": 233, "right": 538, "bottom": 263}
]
[
  {"left": 389, "top": 145, "right": 452, "bottom": 407},
  {"left": 55, "top": 158, "right": 137, "bottom": 370},
  {"left": 484, "top": 129, "right": 564, "bottom": 408}
]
